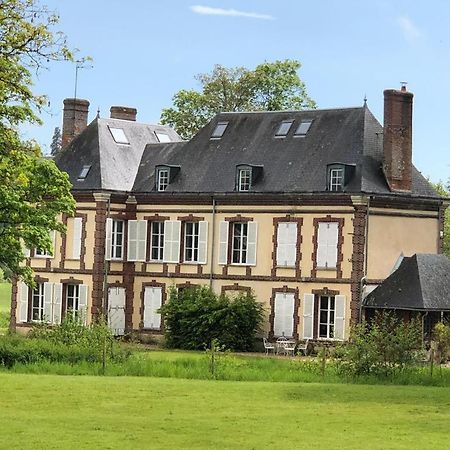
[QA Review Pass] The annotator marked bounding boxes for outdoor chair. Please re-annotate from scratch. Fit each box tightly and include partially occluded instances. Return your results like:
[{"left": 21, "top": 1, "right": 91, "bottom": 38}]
[
  {"left": 263, "top": 337, "right": 275, "bottom": 355},
  {"left": 296, "top": 339, "right": 310, "bottom": 356},
  {"left": 283, "top": 340, "right": 296, "bottom": 357}
]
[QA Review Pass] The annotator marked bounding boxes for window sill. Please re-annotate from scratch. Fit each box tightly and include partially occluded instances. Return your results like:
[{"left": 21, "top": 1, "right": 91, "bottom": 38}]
[
  {"left": 276, "top": 265, "right": 296, "bottom": 269},
  {"left": 316, "top": 266, "right": 337, "bottom": 271}
]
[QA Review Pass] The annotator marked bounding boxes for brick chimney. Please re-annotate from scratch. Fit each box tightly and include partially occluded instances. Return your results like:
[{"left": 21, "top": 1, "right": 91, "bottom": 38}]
[
  {"left": 110, "top": 106, "right": 137, "bottom": 121},
  {"left": 62, "top": 98, "right": 90, "bottom": 148},
  {"left": 382, "top": 86, "right": 413, "bottom": 192}
]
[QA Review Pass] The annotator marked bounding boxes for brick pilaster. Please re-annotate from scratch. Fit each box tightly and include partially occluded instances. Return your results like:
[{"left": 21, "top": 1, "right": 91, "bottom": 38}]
[{"left": 124, "top": 195, "right": 137, "bottom": 333}]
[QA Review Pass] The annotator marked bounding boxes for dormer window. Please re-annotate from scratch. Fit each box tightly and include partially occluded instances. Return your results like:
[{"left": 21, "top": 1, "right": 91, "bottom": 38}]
[
  {"left": 275, "top": 120, "right": 293, "bottom": 138},
  {"left": 155, "top": 132, "right": 171, "bottom": 143},
  {"left": 108, "top": 126, "right": 130, "bottom": 145},
  {"left": 235, "top": 164, "right": 263, "bottom": 192},
  {"left": 77, "top": 165, "right": 91, "bottom": 181},
  {"left": 294, "top": 120, "right": 313, "bottom": 137},
  {"left": 327, "top": 163, "right": 355, "bottom": 192},
  {"left": 155, "top": 165, "right": 181, "bottom": 192},
  {"left": 211, "top": 121, "right": 228, "bottom": 139}
]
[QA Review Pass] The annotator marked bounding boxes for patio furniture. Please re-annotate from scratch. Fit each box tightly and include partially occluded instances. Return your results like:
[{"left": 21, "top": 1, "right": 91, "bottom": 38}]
[
  {"left": 296, "top": 339, "right": 310, "bottom": 356},
  {"left": 283, "top": 340, "right": 296, "bottom": 357},
  {"left": 276, "top": 337, "right": 296, "bottom": 356},
  {"left": 263, "top": 337, "right": 275, "bottom": 355}
]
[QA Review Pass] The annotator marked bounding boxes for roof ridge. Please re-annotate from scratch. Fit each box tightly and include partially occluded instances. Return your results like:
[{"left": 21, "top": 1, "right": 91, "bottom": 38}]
[{"left": 217, "top": 106, "right": 365, "bottom": 115}]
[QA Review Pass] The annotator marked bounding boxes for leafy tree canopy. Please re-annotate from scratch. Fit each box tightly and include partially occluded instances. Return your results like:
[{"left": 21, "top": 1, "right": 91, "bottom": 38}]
[
  {"left": 432, "top": 180, "right": 450, "bottom": 258},
  {"left": 0, "top": 0, "right": 78, "bottom": 284},
  {"left": 161, "top": 59, "right": 316, "bottom": 140}
]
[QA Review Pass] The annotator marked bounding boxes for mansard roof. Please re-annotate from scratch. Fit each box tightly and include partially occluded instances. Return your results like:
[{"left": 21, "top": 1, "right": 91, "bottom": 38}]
[{"left": 363, "top": 254, "right": 450, "bottom": 311}]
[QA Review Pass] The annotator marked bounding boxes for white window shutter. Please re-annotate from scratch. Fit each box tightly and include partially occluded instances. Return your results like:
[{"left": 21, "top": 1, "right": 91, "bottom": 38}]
[
  {"left": 19, "top": 281, "right": 29, "bottom": 323},
  {"left": 276, "top": 223, "right": 288, "bottom": 266},
  {"left": 78, "top": 284, "right": 89, "bottom": 325},
  {"left": 144, "top": 287, "right": 162, "bottom": 329},
  {"left": 43, "top": 282, "right": 53, "bottom": 323},
  {"left": 334, "top": 295, "right": 346, "bottom": 340},
  {"left": 302, "top": 293, "right": 315, "bottom": 339},
  {"left": 105, "top": 218, "right": 113, "bottom": 260},
  {"left": 163, "top": 220, "right": 181, "bottom": 263},
  {"left": 218, "top": 221, "right": 229, "bottom": 265},
  {"left": 327, "top": 222, "right": 339, "bottom": 268},
  {"left": 277, "top": 222, "right": 297, "bottom": 267},
  {"left": 273, "top": 293, "right": 285, "bottom": 337},
  {"left": 72, "top": 217, "right": 83, "bottom": 259},
  {"left": 136, "top": 220, "right": 148, "bottom": 262},
  {"left": 316, "top": 223, "right": 328, "bottom": 268},
  {"left": 127, "top": 220, "right": 138, "bottom": 261},
  {"left": 53, "top": 283, "right": 63, "bottom": 324},
  {"left": 197, "top": 221, "right": 208, "bottom": 264},
  {"left": 274, "top": 293, "right": 295, "bottom": 337},
  {"left": 246, "top": 221, "right": 258, "bottom": 266}
]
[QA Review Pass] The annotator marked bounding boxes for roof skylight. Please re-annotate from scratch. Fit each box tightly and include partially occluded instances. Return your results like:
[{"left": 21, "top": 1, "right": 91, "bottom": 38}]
[
  {"left": 275, "top": 120, "right": 293, "bottom": 137},
  {"left": 211, "top": 121, "right": 228, "bottom": 139},
  {"left": 78, "top": 165, "right": 91, "bottom": 180},
  {"left": 294, "top": 120, "right": 313, "bottom": 137},
  {"left": 108, "top": 126, "right": 130, "bottom": 144},
  {"left": 155, "top": 132, "right": 171, "bottom": 143}
]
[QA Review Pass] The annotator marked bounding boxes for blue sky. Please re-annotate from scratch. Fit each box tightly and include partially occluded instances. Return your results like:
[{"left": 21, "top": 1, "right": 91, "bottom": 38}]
[{"left": 25, "top": 0, "right": 450, "bottom": 182}]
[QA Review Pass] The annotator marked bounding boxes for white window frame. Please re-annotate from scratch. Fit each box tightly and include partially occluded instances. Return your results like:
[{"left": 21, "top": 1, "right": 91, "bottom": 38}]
[
  {"left": 31, "top": 283, "right": 45, "bottom": 322},
  {"left": 318, "top": 295, "right": 335, "bottom": 340},
  {"left": 111, "top": 219, "right": 124, "bottom": 260},
  {"left": 184, "top": 221, "right": 200, "bottom": 263},
  {"left": 238, "top": 169, "right": 252, "bottom": 192},
  {"left": 150, "top": 221, "right": 165, "bottom": 261},
  {"left": 329, "top": 167, "right": 344, "bottom": 192},
  {"left": 157, "top": 169, "right": 169, "bottom": 192},
  {"left": 232, "top": 222, "right": 248, "bottom": 264},
  {"left": 66, "top": 284, "right": 81, "bottom": 320}
]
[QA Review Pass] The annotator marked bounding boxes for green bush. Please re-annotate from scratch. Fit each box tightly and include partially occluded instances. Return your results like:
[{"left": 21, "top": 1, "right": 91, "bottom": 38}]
[
  {"left": 337, "top": 311, "right": 422, "bottom": 378},
  {"left": 160, "top": 286, "right": 264, "bottom": 351},
  {"left": 432, "top": 322, "right": 450, "bottom": 363},
  {"left": 0, "top": 312, "right": 8, "bottom": 330}
]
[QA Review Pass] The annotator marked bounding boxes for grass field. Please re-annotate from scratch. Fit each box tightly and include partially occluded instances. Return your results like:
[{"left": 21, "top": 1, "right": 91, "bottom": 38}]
[
  {"left": 0, "top": 283, "right": 11, "bottom": 312},
  {"left": 1, "top": 373, "right": 450, "bottom": 449}
]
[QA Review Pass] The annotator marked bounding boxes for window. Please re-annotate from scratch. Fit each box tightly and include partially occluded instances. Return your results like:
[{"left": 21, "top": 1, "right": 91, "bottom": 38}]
[
  {"left": 143, "top": 286, "right": 162, "bottom": 329},
  {"left": 78, "top": 165, "right": 91, "bottom": 180},
  {"left": 238, "top": 168, "right": 252, "bottom": 191},
  {"left": 184, "top": 222, "right": 199, "bottom": 262},
  {"left": 66, "top": 284, "right": 80, "bottom": 320},
  {"left": 232, "top": 222, "right": 248, "bottom": 264},
  {"left": 35, "top": 230, "right": 56, "bottom": 258},
  {"left": 294, "top": 120, "right": 312, "bottom": 137},
  {"left": 32, "top": 283, "right": 45, "bottom": 322},
  {"left": 107, "top": 219, "right": 124, "bottom": 260},
  {"left": 108, "top": 126, "right": 130, "bottom": 144},
  {"left": 273, "top": 292, "right": 295, "bottom": 337},
  {"left": 155, "top": 132, "right": 171, "bottom": 143},
  {"left": 275, "top": 120, "right": 293, "bottom": 137},
  {"left": 219, "top": 221, "right": 257, "bottom": 266},
  {"left": 276, "top": 222, "right": 297, "bottom": 267},
  {"left": 319, "top": 296, "right": 335, "bottom": 339},
  {"left": 316, "top": 222, "right": 339, "bottom": 268},
  {"left": 211, "top": 121, "right": 228, "bottom": 139},
  {"left": 150, "top": 221, "right": 165, "bottom": 261},
  {"left": 157, "top": 169, "right": 169, "bottom": 192},
  {"left": 329, "top": 167, "right": 344, "bottom": 192},
  {"left": 127, "top": 220, "right": 147, "bottom": 262}
]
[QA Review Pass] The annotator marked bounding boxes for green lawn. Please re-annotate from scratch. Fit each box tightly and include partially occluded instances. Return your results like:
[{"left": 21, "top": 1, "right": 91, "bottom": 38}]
[
  {"left": 1, "top": 374, "right": 450, "bottom": 449},
  {"left": 0, "top": 283, "right": 11, "bottom": 312}
]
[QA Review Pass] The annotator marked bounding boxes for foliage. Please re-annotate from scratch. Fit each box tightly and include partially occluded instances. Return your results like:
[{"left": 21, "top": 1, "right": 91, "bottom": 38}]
[
  {"left": 160, "top": 286, "right": 264, "bottom": 351},
  {"left": 50, "top": 126, "right": 61, "bottom": 156},
  {"left": 337, "top": 311, "right": 422, "bottom": 378},
  {"left": 161, "top": 60, "right": 316, "bottom": 139},
  {"left": 432, "top": 322, "right": 450, "bottom": 363},
  {"left": 0, "top": 0, "right": 79, "bottom": 284},
  {"left": 431, "top": 180, "right": 450, "bottom": 258}
]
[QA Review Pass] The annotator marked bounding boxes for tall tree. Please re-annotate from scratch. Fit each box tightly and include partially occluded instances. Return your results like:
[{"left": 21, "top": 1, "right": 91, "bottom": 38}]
[
  {"left": 50, "top": 126, "right": 62, "bottom": 155},
  {"left": 432, "top": 181, "right": 450, "bottom": 258},
  {"left": 161, "top": 60, "right": 316, "bottom": 140},
  {"left": 0, "top": 0, "right": 77, "bottom": 285}
]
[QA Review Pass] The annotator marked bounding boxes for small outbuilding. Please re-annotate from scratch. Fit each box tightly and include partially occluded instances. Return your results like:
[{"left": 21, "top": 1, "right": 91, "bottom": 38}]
[{"left": 362, "top": 254, "right": 450, "bottom": 337}]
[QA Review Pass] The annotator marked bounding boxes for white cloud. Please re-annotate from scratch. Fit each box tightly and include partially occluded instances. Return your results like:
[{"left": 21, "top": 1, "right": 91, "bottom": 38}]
[
  {"left": 190, "top": 5, "right": 274, "bottom": 20},
  {"left": 398, "top": 16, "right": 422, "bottom": 43}
]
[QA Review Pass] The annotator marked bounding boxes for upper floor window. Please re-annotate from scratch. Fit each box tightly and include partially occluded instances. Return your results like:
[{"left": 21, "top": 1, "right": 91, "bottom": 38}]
[
  {"left": 35, "top": 230, "right": 56, "bottom": 258},
  {"left": 327, "top": 163, "right": 355, "bottom": 192},
  {"left": 218, "top": 220, "right": 257, "bottom": 266},
  {"left": 211, "top": 121, "right": 228, "bottom": 139},
  {"left": 78, "top": 165, "right": 91, "bottom": 181},
  {"left": 294, "top": 120, "right": 313, "bottom": 137},
  {"left": 275, "top": 120, "right": 293, "bottom": 138},
  {"left": 238, "top": 168, "right": 252, "bottom": 191},
  {"left": 157, "top": 169, "right": 169, "bottom": 191},
  {"left": 150, "top": 221, "right": 165, "bottom": 261},
  {"left": 329, "top": 167, "right": 344, "bottom": 192},
  {"left": 184, "top": 222, "right": 200, "bottom": 262},
  {"left": 108, "top": 126, "right": 130, "bottom": 145},
  {"left": 106, "top": 219, "right": 124, "bottom": 260},
  {"left": 276, "top": 222, "right": 298, "bottom": 267},
  {"left": 316, "top": 222, "right": 338, "bottom": 269}
]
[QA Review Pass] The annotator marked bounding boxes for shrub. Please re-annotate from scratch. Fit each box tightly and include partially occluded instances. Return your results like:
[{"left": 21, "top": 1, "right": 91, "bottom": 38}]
[
  {"left": 337, "top": 311, "right": 422, "bottom": 378},
  {"left": 432, "top": 322, "right": 450, "bottom": 363},
  {"left": 0, "top": 311, "right": 9, "bottom": 330},
  {"left": 160, "top": 286, "right": 264, "bottom": 351}
]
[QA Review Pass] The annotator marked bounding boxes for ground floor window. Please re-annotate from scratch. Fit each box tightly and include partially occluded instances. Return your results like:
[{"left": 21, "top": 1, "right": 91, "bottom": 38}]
[
  {"left": 32, "top": 283, "right": 44, "bottom": 321},
  {"left": 318, "top": 295, "right": 335, "bottom": 339},
  {"left": 66, "top": 284, "right": 80, "bottom": 319}
]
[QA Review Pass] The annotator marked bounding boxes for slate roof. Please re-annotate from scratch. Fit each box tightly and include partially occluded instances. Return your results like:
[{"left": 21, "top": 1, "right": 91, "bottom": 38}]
[
  {"left": 132, "top": 106, "right": 439, "bottom": 198},
  {"left": 363, "top": 254, "right": 450, "bottom": 311},
  {"left": 55, "top": 117, "right": 181, "bottom": 191}
]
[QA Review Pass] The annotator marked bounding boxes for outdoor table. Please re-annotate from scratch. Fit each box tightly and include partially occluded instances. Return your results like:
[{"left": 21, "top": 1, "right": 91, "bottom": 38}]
[{"left": 276, "top": 339, "right": 296, "bottom": 356}]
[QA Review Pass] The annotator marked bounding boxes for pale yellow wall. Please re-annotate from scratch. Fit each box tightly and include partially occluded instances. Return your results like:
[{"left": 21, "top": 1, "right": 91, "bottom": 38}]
[{"left": 367, "top": 214, "right": 439, "bottom": 279}]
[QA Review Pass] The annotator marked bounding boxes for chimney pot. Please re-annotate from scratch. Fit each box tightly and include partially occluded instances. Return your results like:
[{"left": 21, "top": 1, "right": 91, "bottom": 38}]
[
  {"left": 61, "top": 98, "right": 90, "bottom": 149},
  {"left": 382, "top": 88, "right": 413, "bottom": 192},
  {"left": 110, "top": 106, "right": 137, "bottom": 121}
]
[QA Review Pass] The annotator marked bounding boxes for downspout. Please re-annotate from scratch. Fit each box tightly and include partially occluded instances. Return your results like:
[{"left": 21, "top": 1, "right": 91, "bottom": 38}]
[
  {"left": 209, "top": 196, "right": 216, "bottom": 289},
  {"left": 102, "top": 196, "right": 111, "bottom": 320},
  {"left": 359, "top": 196, "right": 370, "bottom": 323},
  {"left": 422, "top": 311, "right": 429, "bottom": 349}
]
